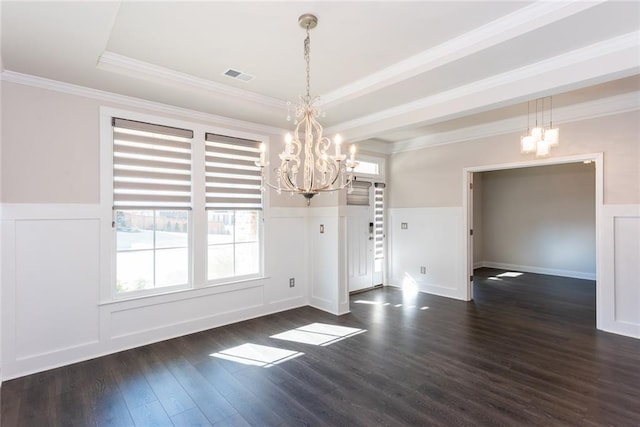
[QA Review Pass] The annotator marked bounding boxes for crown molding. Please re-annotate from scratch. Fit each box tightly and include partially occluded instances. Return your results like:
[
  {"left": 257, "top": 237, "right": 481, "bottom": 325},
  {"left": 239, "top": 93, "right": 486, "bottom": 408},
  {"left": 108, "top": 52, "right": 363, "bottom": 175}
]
[
  {"left": 0, "top": 70, "right": 286, "bottom": 136},
  {"left": 97, "top": 51, "right": 286, "bottom": 109},
  {"left": 327, "top": 31, "right": 640, "bottom": 139},
  {"left": 390, "top": 90, "right": 640, "bottom": 154},
  {"left": 321, "top": 0, "right": 604, "bottom": 108}
]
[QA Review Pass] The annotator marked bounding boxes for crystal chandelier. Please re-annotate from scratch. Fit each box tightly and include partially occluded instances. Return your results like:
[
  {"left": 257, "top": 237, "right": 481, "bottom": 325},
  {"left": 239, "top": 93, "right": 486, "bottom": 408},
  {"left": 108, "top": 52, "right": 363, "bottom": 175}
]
[
  {"left": 256, "top": 14, "right": 358, "bottom": 205},
  {"left": 521, "top": 96, "right": 559, "bottom": 157}
]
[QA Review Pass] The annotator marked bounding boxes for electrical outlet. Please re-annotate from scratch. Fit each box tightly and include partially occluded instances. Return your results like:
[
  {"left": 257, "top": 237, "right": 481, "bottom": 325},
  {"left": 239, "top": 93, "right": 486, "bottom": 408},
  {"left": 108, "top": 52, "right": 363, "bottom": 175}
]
[
  {"left": 401, "top": 222, "right": 408, "bottom": 229},
  {"left": 420, "top": 266, "right": 426, "bottom": 274},
  {"left": 320, "top": 224, "right": 324, "bottom": 233},
  {"left": 289, "top": 278, "right": 295, "bottom": 287}
]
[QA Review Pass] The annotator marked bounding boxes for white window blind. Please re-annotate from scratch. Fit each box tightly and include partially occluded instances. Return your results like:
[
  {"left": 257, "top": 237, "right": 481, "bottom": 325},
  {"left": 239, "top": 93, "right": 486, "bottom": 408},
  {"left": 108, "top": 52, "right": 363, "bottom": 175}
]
[
  {"left": 374, "top": 183, "right": 385, "bottom": 260},
  {"left": 205, "top": 133, "right": 262, "bottom": 210},
  {"left": 112, "top": 118, "right": 193, "bottom": 209},
  {"left": 347, "top": 180, "right": 372, "bottom": 206}
]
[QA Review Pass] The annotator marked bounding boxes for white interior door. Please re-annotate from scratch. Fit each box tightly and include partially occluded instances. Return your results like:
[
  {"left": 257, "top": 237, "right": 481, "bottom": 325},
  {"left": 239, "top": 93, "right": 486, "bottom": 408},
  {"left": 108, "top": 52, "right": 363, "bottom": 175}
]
[
  {"left": 347, "top": 181, "right": 385, "bottom": 293},
  {"left": 347, "top": 205, "right": 374, "bottom": 292}
]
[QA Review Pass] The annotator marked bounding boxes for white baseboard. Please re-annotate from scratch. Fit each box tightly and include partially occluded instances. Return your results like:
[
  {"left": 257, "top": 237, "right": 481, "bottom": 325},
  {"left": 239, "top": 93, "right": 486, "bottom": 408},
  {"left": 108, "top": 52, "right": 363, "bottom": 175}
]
[
  {"left": 388, "top": 278, "right": 465, "bottom": 300},
  {"left": 476, "top": 261, "right": 596, "bottom": 280}
]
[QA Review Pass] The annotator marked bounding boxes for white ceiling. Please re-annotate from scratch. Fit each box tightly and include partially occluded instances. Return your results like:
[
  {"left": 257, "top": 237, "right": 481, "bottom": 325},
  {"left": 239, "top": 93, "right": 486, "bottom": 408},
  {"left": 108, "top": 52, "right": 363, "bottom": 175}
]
[{"left": 1, "top": 1, "right": 639, "bottom": 152}]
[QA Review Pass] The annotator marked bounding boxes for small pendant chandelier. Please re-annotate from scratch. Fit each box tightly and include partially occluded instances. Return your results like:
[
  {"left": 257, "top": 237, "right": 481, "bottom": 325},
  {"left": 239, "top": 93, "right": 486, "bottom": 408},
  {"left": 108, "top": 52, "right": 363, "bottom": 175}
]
[
  {"left": 255, "top": 14, "right": 358, "bottom": 205},
  {"left": 521, "top": 96, "right": 560, "bottom": 157}
]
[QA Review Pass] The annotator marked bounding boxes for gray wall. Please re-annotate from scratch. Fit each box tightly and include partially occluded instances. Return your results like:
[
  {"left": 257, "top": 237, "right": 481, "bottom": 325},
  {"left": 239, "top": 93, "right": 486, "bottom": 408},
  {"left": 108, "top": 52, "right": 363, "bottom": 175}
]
[{"left": 474, "top": 163, "right": 596, "bottom": 278}]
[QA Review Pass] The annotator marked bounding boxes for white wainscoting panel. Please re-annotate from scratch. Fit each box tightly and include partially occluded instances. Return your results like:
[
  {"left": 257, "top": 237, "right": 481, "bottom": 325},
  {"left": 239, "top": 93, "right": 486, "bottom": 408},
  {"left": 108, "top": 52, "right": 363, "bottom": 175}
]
[
  {"left": 613, "top": 216, "right": 640, "bottom": 325},
  {"left": 109, "top": 285, "right": 264, "bottom": 339},
  {"left": 388, "top": 207, "right": 465, "bottom": 300},
  {"left": 600, "top": 204, "right": 640, "bottom": 338},
  {"left": 308, "top": 214, "right": 340, "bottom": 313},
  {"left": 265, "top": 214, "right": 308, "bottom": 306},
  {"left": 14, "top": 219, "right": 100, "bottom": 359}
]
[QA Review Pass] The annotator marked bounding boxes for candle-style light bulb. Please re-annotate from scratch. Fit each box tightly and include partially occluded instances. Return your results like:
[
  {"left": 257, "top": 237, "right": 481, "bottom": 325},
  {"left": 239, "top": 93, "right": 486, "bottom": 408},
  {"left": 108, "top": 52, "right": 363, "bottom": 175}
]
[
  {"left": 334, "top": 134, "right": 342, "bottom": 156},
  {"left": 284, "top": 133, "right": 293, "bottom": 155},
  {"left": 259, "top": 142, "right": 266, "bottom": 164},
  {"left": 284, "top": 133, "right": 293, "bottom": 156},
  {"left": 349, "top": 144, "right": 356, "bottom": 163}
]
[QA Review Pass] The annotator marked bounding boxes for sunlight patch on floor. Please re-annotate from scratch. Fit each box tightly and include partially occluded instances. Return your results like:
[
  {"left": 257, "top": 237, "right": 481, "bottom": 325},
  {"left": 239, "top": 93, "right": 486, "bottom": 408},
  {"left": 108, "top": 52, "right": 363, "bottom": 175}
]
[
  {"left": 488, "top": 271, "right": 524, "bottom": 281},
  {"left": 211, "top": 343, "right": 303, "bottom": 368},
  {"left": 497, "top": 271, "right": 523, "bottom": 277},
  {"left": 271, "top": 323, "right": 366, "bottom": 347},
  {"left": 355, "top": 300, "right": 430, "bottom": 311}
]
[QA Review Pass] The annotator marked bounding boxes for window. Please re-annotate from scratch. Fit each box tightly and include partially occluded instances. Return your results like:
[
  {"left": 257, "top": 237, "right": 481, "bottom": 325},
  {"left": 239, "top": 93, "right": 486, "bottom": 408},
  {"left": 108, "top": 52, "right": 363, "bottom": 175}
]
[
  {"left": 205, "top": 133, "right": 262, "bottom": 281},
  {"left": 353, "top": 160, "right": 379, "bottom": 176},
  {"left": 374, "top": 183, "right": 386, "bottom": 268},
  {"left": 108, "top": 115, "right": 265, "bottom": 298},
  {"left": 207, "top": 210, "right": 260, "bottom": 280},
  {"left": 115, "top": 210, "right": 189, "bottom": 293},
  {"left": 112, "top": 118, "right": 193, "bottom": 295}
]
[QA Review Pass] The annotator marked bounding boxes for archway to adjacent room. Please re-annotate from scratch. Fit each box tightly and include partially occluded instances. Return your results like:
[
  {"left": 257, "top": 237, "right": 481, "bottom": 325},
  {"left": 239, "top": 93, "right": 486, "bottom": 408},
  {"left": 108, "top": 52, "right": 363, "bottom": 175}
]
[{"left": 462, "top": 153, "right": 603, "bottom": 327}]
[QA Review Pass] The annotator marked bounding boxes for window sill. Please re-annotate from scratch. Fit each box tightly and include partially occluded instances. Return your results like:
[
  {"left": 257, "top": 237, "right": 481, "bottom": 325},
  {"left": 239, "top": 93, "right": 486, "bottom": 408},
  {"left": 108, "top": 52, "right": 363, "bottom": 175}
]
[{"left": 99, "top": 275, "right": 269, "bottom": 309}]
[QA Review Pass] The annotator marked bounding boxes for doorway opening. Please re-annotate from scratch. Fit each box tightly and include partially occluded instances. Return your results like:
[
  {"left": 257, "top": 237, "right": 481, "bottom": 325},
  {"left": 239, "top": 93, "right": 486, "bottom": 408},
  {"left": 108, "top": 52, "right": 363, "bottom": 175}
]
[
  {"left": 347, "top": 181, "right": 386, "bottom": 294},
  {"left": 463, "top": 153, "right": 603, "bottom": 327}
]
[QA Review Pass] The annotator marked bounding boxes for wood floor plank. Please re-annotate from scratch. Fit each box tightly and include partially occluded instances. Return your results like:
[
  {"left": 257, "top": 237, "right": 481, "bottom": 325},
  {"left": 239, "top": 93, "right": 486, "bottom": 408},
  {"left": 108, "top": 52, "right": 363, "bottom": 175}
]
[
  {"left": 170, "top": 406, "right": 214, "bottom": 426},
  {"left": 128, "top": 400, "right": 173, "bottom": 427},
  {"left": 134, "top": 345, "right": 198, "bottom": 417},
  {"left": 2, "top": 268, "right": 640, "bottom": 426},
  {"left": 83, "top": 360, "right": 135, "bottom": 427},
  {"left": 108, "top": 349, "right": 159, "bottom": 412},
  {"left": 193, "top": 359, "right": 287, "bottom": 426},
  {"left": 231, "top": 366, "right": 331, "bottom": 427},
  {"left": 155, "top": 350, "right": 239, "bottom": 425},
  {"left": 211, "top": 412, "right": 251, "bottom": 427}
]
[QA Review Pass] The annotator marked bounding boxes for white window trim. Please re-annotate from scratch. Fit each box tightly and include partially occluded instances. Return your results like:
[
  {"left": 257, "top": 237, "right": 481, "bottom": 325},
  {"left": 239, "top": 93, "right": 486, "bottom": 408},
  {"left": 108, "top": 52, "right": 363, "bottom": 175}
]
[
  {"left": 352, "top": 153, "right": 386, "bottom": 181},
  {"left": 99, "top": 107, "right": 269, "bottom": 303}
]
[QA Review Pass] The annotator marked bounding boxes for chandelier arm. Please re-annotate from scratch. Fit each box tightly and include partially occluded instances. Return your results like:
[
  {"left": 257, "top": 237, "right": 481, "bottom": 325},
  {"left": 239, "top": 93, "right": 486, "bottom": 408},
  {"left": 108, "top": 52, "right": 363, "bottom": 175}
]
[
  {"left": 262, "top": 180, "right": 304, "bottom": 194},
  {"left": 315, "top": 178, "right": 348, "bottom": 192},
  {"left": 278, "top": 163, "right": 298, "bottom": 191},
  {"left": 262, "top": 180, "right": 284, "bottom": 191},
  {"left": 312, "top": 122, "right": 330, "bottom": 179},
  {"left": 288, "top": 120, "right": 304, "bottom": 162},
  {"left": 279, "top": 119, "right": 304, "bottom": 190},
  {"left": 327, "top": 162, "right": 346, "bottom": 188},
  {"left": 323, "top": 157, "right": 340, "bottom": 188},
  {"left": 281, "top": 168, "right": 299, "bottom": 191}
]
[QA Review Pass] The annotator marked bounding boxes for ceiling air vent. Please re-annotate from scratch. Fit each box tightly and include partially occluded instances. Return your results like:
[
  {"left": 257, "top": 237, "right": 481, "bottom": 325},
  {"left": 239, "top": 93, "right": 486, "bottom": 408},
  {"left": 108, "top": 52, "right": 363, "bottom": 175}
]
[{"left": 223, "top": 68, "right": 254, "bottom": 82}]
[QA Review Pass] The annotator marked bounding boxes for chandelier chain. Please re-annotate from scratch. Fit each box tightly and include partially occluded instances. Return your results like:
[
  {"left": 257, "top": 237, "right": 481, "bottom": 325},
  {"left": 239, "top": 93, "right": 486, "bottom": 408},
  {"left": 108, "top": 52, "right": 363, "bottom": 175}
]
[{"left": 304, "top": 25, "right": 311, "bottom": 98}]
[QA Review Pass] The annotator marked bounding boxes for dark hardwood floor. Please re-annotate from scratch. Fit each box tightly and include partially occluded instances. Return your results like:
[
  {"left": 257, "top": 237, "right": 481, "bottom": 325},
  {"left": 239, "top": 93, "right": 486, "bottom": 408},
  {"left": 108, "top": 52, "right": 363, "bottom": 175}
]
[{"left": 2, "top": 268, "right": 640, "bottom": 426}]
